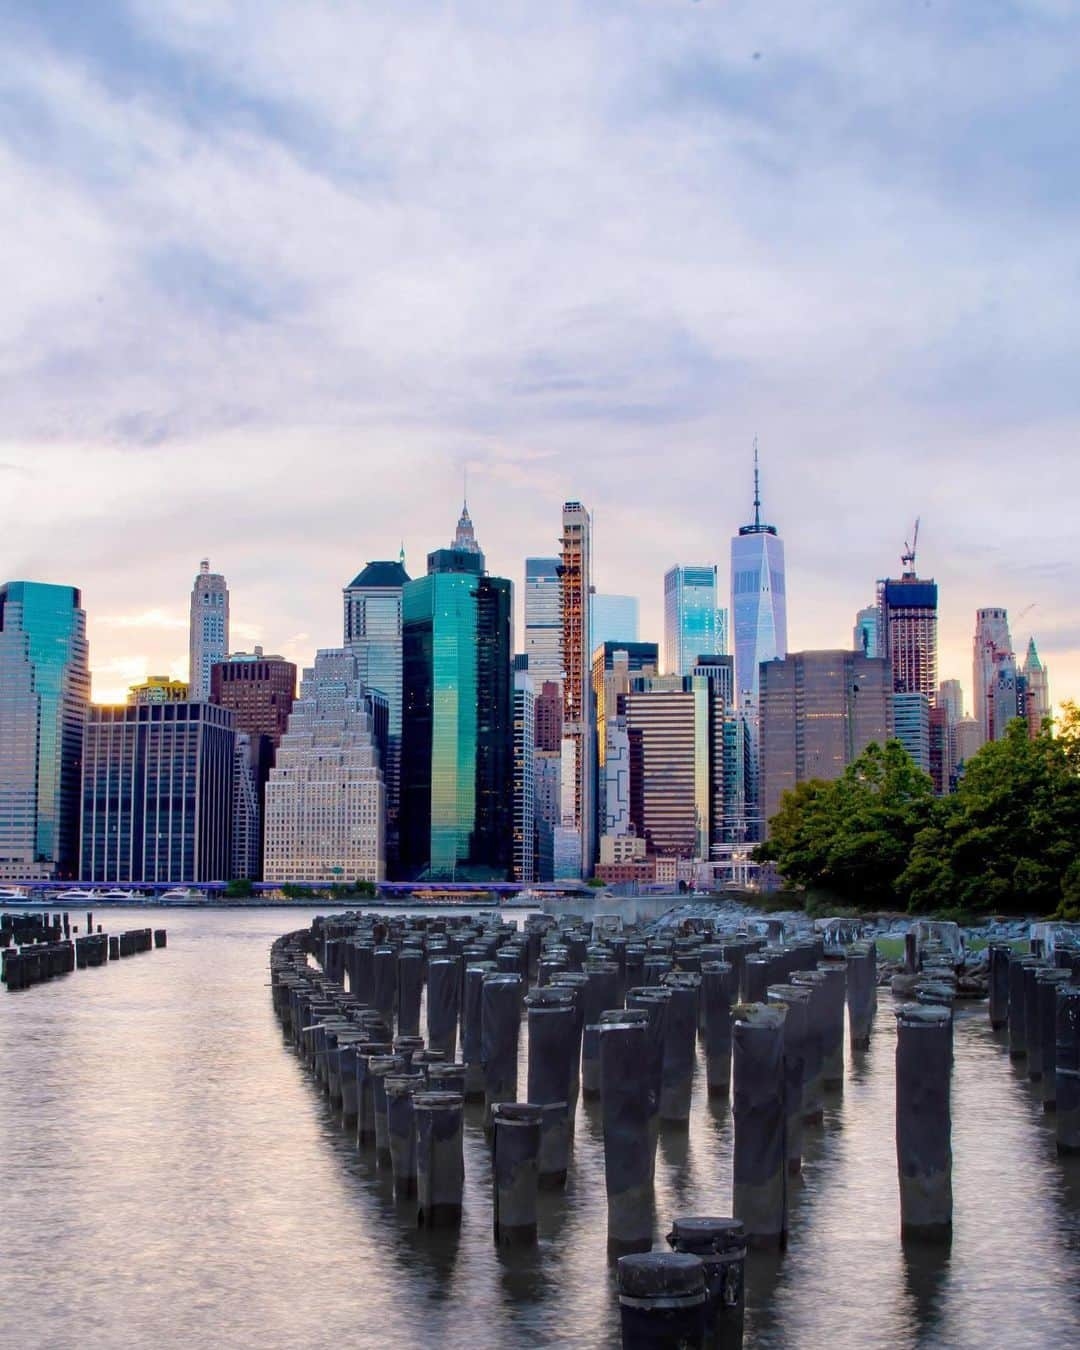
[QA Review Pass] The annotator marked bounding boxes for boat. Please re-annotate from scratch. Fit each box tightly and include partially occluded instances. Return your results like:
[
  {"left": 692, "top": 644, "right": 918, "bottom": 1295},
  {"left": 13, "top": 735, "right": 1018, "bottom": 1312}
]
[
  {"left": 0, "top": 886, "right": 29, "bottom": 903},
  {"left": 61, "top": 887, "right": 101, "bottom": 902},
  {"left": 99, "top": 889, "right": 142, "bottom": 903},
  {"left": 160, "top": 888, "right": 208, "bottom": 905}
]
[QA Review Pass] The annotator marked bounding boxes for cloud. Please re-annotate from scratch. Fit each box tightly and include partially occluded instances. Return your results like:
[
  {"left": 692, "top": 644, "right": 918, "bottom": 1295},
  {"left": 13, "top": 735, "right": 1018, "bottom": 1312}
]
[{"left": 0, "top": 1, "right": 1078, "bottom": 708}]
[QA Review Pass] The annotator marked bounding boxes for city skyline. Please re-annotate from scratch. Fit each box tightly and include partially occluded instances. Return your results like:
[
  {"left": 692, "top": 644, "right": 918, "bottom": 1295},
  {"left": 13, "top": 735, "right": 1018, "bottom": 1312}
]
[{"left": 2, "top": 4, "right": 1077, "bottom": 710}]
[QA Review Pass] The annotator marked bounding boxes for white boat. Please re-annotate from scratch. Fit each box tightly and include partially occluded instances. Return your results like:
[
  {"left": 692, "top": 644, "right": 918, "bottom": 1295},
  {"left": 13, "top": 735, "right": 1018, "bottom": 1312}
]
[
  {"left": 100, "top": 889, "right": 141, "bottom": 903},
  {"left": 62, "top": 888, "right": 101, "bottom": 902},
  {"left": 160, "top": 888, "right": 207, "bottom": 905},
  {"left": 0, "top": 886, "right": 29, "bottom": 902}
]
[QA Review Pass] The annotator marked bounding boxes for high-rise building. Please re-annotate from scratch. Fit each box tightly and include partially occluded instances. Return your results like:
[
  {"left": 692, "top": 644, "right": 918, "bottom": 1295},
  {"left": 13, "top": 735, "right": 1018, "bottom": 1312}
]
[
  {"left": 231, "top": 731, "right": 261, "bottom": 881},
  {"left": 81, "top": 702, "right": 235, "bottom": 884},
  {"left": 973, "top": 608, "right": 1020, "bottom": 743},
  {"left": 590, "top": 594, "right": 639, "bottom": 654},
  {"left": 759, "top": 650, "right": 892, "bottom": 829},
  {"left": 189, "top": 560, "right": 229, "bottom": 702},
  {"left": 591, "top": 641, "right": 659, "bottom": 843},
  {"left": 512, "top": 670, "right": 536, "bottom": 883},
  {"left": 854, "top": 605, "right": 880, "bottom": 658},
  {"left": 938, "top": 679, "right": 963, "bottom": 725},
  {"left": 533, "top": 750, "right": 560, "bottom": 882},
  {"left": 730, "top": 448, "right": 787, "bottom": 840},
  {"left": 128, "top": 676, "right": 189, "bottom": 705},
  {"left": 1021, "top": 638, "right": 1051, "bottom": 737},
  {"left": 893, "top": 692, "right": 931, "bottom": 774},
  {"left": 263, "top": 650, "right": 386, "bottom": 883},
  {"left": 693, "top": 654, "right": 750, "bottom": 842},
  {"left": 623, "top": 673, "right": 726, "bottom": 860},
  {"left": 400, "top": 519, "right": 513, "bottom": 881},
  {"left": 210, "top": 649, "right": 297, "bottom": 746},
  {"left": 535, "top": 680, "right": 563, "bottom": 754},
  {"left": 954, "top": 716, "right": 983, "bottom": 770},
  {"left": 343, "top": 558, "right": 410, "bottom": 871},
  {"left": 665, "top": 565, "right": 724, "bottom": 675},
  {"left": 877, "top": 544, "right": 937, "bottom": 703},
  {"left": 0, "top": 582, "right": 90, "bottom": 881},
  {"left": 524, "top": 558, "right": 564, "bottom": 692},
  {"left": 937, "top": 679, "right": 965, "bottom": 791},
  {"left": 560, "top": 501, "right": 595, "bottom": 875}
]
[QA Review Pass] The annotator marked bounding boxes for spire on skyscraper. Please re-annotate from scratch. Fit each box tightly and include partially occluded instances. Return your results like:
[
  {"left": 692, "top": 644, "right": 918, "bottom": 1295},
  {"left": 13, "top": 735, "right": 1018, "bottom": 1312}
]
[
  {"left": 739, "top": 438, "right": 776, "bottom": 537},
  {"left": 453, "top": 498, "right": 482, "bottom": 555}
]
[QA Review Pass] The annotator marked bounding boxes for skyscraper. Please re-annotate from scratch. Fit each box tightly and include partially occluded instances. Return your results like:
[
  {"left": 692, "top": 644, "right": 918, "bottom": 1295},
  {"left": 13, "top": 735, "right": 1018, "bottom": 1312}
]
[
  {"left": 524, "top": 558, "right": 564, "bottom": 692},
  {"left": 400, "top": 515, "right": 513, "bottom": 880},
  {"left": 590, "top": 594, "right": 640, "bottom": 654},
  {"left": 730, "top": 447, "right": 786, "bottom": 840},
  {"left": 560, "top": 501, "right": 595, "bottom": 876},
  {"left": 81, "top": 702, "right": 235, "bottom": 884},
  {"left": 877, "top": 536, "right": 937, "bottom": 703},
  {"left": 512, "top": 670, "right": 536, "bottom": 883},
  {"left": 1021, "top": 638, "right": 1051, "bottom": 737},
  {"left": 344, "top": 558, "right": 410, "bottom": 870},
  {"left": 893, "top": 692, "right": 931, "bottom": 774},
  {"left": 973, "top": 608, "right": 1018, "bottom": 743},
  {"left": 853, "top": 605, "right": 880, "bottom": 658},
  {"left": 591, "top": 641, "right": 659, "bottom": 843},
  {"left": 759, "top": 650, "right": 892, "bottom": 829},
  {"left": 189, "top": 559, "right": 229, "bottom": 701},
  {"left": 0, "top": 582, "right": 90, "bottom": 880},
  {"left": 263, "top": 650, "right": 386, "bottom": 883},
  {"left": 665, "top": 565, "right": 723, "bottom": 676}
]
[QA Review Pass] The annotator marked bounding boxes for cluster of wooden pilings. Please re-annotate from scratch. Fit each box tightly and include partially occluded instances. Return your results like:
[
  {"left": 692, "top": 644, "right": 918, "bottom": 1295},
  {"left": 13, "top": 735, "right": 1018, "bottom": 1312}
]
[
  {"left": 269, "top": 909, "right": 901, "bottom": 1348},
  {"left": 1, "top": 911, "right": 166, "bottom": 991}
]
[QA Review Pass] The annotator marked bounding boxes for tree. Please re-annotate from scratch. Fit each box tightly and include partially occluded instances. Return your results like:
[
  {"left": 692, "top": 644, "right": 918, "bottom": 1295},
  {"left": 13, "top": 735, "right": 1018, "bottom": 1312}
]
[{"left": 224, "top": 878, "right": 254, "bottom": 898}]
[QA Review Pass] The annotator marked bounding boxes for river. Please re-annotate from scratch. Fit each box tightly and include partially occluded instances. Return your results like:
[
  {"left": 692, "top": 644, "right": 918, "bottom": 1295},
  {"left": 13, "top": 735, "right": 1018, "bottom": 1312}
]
[{"left": 2, "top": 906, "right": 1077, "bottom": 1348}]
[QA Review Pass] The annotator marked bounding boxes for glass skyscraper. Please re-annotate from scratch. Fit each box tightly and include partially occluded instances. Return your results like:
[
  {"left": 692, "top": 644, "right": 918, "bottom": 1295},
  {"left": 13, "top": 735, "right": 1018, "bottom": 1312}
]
[
  {"left": 524, "top": 557, "right": 563, "bottom": 690},
  {"left": 400, "top": 522, "right": 513, "bottom": 881},
  {"left": 664, "top": 565, "right": 725, "bottom": 676},
  {"left": 0, "top": 581, "right": 90, "bottom": 880},
  {"left": 590, "top": 594, "right": 639, "bottom": 655}
]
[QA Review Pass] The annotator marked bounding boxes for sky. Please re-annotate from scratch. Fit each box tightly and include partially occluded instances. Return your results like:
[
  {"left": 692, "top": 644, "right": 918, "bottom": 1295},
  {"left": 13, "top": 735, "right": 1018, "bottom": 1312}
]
[{"left": 2, "top": 1, "right": 1078, "bottom": 708}]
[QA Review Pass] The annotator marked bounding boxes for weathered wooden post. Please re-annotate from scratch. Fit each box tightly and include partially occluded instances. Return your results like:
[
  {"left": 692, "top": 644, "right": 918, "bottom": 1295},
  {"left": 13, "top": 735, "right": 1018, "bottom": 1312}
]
[
  {"left": 732, "top": 1002, "right": 787, "bottom": 1249},
  {"left": 895, "top": 1003, "right": 952, "bottom": 1242}
]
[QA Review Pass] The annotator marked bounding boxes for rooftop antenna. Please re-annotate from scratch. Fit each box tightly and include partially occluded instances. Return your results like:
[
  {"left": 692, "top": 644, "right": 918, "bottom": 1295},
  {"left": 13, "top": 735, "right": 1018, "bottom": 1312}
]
[
  {"left": 901, "top": 517, "right": 920, "bottom": 577},
  {"left": 753, "top": 436, "right": 761, "bottom": 530},
  {"left": 463, "top": 462, "right": 469, "bottom": 511}
]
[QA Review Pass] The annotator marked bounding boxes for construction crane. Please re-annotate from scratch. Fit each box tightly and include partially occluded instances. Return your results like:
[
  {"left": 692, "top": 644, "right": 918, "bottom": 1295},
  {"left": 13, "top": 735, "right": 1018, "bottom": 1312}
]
[{"left": 900, "top": 518, "right": 920, "bottom": 577}]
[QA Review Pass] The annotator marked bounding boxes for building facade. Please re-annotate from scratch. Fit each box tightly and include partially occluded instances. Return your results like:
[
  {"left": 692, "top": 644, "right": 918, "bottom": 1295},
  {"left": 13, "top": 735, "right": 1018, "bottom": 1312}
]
[
  {"left": 400, "top": 530, "right": 513, "bottom": 881},
  {"left": 893, "top": 692, "right": 931, "bottom": 774},
  {"left": 665, "top": 565, "right": 724, "bottom": 676},
  {"left": 1021, "top": 638, "right": 1051, "bottom": 737},
  {"left": 973, "top": 607, "right": 1018, "bottom": 743},
  {"left": 877, "top": 575, "right": 938, "bottom": 703},
  {"left": 0, "top": 581, "right": 90, "bottom": 880},
  {"left": 512, "top": 671, "right": 536, "bottom": 883},
  {"left": 560, "top": 501, "right": 595, "bottom": 875},
  {"left": 590, "top": 594, "right": 639, "bottom": 654},
  {"left": 853, "top": 605, "right": 880, "bottom": 659},
  {"left": 189, "top": 560, "right": 229, "bottom": 701},
  {"left": 524, "top": 558, "right": 564, "bottom": 692},
  {"left": 81, "top": 702, "right": 235, "bottom": 884},
  {"left": 263, "top": 650, "right": 385, "bottom": 883},
  {"left": 759, "top": 650, "right": 893, "bottom": 829},
  {"left": 129, "top": 676, "right": 189, "bottom": 705}
]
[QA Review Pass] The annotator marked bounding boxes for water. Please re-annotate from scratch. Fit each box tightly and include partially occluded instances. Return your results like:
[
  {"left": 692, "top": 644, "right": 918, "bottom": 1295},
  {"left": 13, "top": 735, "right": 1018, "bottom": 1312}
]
[{"left": 2, "top": 907, "right": 1078, "bottom": 1348}]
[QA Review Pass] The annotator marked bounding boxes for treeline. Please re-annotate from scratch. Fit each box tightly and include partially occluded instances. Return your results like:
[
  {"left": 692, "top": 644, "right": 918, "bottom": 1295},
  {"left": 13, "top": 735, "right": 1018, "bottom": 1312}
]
[{"left": 754, "top": 705, "right": 1080, "bottom": 919}]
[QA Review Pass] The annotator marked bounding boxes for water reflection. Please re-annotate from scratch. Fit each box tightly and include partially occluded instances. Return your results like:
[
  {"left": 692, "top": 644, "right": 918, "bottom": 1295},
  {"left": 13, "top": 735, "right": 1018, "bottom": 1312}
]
[{"left": 2, "top": 908, "right": 1079, "bottom": 1349}]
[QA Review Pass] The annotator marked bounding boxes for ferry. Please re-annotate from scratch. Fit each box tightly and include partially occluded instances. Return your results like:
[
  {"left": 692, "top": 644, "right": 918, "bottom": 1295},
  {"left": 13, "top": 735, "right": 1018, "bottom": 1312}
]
[
  {"left": 99, "top": 889, "right": 143, "bottom": 903},
  {"left": 61, "top": 887, "right": 102, "bottom": 902},
  {"left": 160, "top": 888, "right": 208, "bottom": 905},
  {"left": 0, "top": 886, "right": 29, "bottom": 903}
]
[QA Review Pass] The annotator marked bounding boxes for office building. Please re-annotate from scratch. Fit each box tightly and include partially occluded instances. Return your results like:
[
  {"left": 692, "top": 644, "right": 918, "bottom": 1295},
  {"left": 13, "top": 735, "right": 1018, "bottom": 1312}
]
[
  {"left": 231, "top": 731, "right": 261, "bottom": 880},
  {"left": 533, "top": 750, "right": 560, "bottom": 882},
  {"left": 693, "top": 654, "right": 750, "bottom": 842},
  {"left": 512, "top": 671, "right": 536, "bottom": 883},
  {"left": 81, "top": 702, "right": 235, "bottom": 884},
  {"left": 938, "top": 679, "right": 963, "bottom": 725},
  {"left": 590, "top": 594, "right": 639, "bottom": 654},
  {"left": 623, "top": 674, "right": 726, "bottom": 860},
  {"left": 665, "top": 565, "right": 724, "bottom": 676},
  {"left": 343, "top": 557, "right": 410, "bottom": 871},
  {"left": 535, "top": 680, "right": 563, "bottom": 753},
  {"left": 973, "top": 608, "right": 1020, "bottom": 743},
  {"left": 954, "top": 716, "right": 983, "bottom": 770},
  {"left": 129, "top": 676, "right": 189, "bottom": 705},
  {"left": 400, "top": 517, "right": 513, "bottom": 880},
  {"left": 893, "top": 692, "right": 931, "bottom": 774},
  {"left": 560, "top": 501, "right": 595, "bottom": 875},
  {"left": 210, "top": 649, "right": 297, "bottom": 746},
  {"left": 263, "top": 650, "right": 386, "bottom": 884},
  {"left": 877, "top": 542, "right": 937, "bottom": 703},
  {"left": 0, "top": 582, "right": 90, "bottom": 881},
  {"left": 759, "top": 651, "right": 892, "bottom": 829},
  {"left": 854, "top": 605, "right": 880, "bottom": 659},
  {"left": 1021, "top": 638, "right": 1051, "bottom": 737},
  {"left": 591, "top": 641, "right": 659, "bottom": 840},
  {"left": 189, "top": 559, "right": 229, "bottom": 701},
  {"left": 524, "top": 558, "right": 564, "bottom": 692}
]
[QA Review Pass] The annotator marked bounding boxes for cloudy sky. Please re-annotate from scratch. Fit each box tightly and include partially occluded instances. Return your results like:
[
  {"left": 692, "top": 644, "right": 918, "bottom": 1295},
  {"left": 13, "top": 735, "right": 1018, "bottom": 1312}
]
[{"left": 2, "top": 1, "right": 1077, "bottom": 706}]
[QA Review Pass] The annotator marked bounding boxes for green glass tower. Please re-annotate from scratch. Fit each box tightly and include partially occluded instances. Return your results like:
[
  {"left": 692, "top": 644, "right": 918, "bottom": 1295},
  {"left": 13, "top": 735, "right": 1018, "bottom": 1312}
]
[
  {"left": 0, "top": 581, "right": 90, "bottom": 879},
  {"left": 400, "top": 513, "right": 513, "bottom": 881}
]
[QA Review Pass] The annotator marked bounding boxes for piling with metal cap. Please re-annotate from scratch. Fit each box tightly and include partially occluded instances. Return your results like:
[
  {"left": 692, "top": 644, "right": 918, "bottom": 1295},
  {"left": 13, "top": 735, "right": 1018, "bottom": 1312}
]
[
  {"left": 790, "top": 970, "right": 826, "bottom": 1123},
  {"left": 988, "top": 943, "right": 1011, "bottom": 1030},
  {"left": 658, "top": 975, "right": 699, "bottom": 1124},
  {"left": 816, "top": 962, "right": 847, "bottom": 1092},
  {"left": 767, "top": 984, "right": 811, "bottom": 1176},
  {"left": 600, "top": 1016, "right": 654, "bottom": 1254},
  {"left": 414, "top": 1090, "right": 465, "bottom": 1227},
  {"left": 845, "top": 941, "right": 876, "bottom": 1050},
  {"left": 525, "top": 985, "right": 576, "bottom": 1186},
  {"left": 1008, "top": 955, "right": 1039, "bottom": 1058},
  {"left": 427, "top": 955, "right": 462, "bottom": 1060},
  {"left": 462, "top": 960, "right": 497, "bottom": 1101},
  {"left": 491, "top": 1102, "right": 543, "bottom": 1245},
  {"left": 386, "top": 1072, "right": 425, "bottom": 1197},
  {"left": 701, "top": 961, "right": 736, "bottom": 1097},
  {"left": 481, "top": 973, "right": 523, "bottom": 1124},
  {"left": 627, "top": 987, "right": 670, "bottom": 1172},
  {"left": 1056, "top": 983, "right": 1080, "bottom": 1154},
  {"left": 666, "top": 1216, "right": 746, "bottom": 1350},
  {"left": 732, "top": 1002, "right": 788, "bottom": 1249},
  {"left": 617, "top": 1252, "right": 706, "bottom": 1350},
  {"left": 368, "top": 1053, "right": 406, "bottom": 1163},
  {"left": 372, "top": 945, "right": 398, "bottom": 1025},
  {"left": 895, "top": 1003, "right": 952, "bottom": 1242},
  {"left": 397, "top": 949, "right": 424, "bottom": 1038},
  {"left": 1022, "top": 961, "right": 1050, "bottom": 1080}
]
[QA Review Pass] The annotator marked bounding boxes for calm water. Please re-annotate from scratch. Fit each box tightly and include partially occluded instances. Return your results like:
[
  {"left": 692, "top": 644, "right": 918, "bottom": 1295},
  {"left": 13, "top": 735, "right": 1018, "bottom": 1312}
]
[{"left": 2, "top": 907, "right": 1078, "bottom": 1349}]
